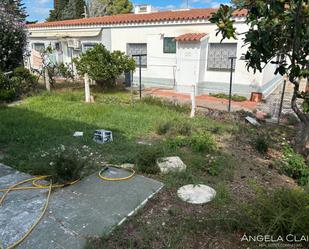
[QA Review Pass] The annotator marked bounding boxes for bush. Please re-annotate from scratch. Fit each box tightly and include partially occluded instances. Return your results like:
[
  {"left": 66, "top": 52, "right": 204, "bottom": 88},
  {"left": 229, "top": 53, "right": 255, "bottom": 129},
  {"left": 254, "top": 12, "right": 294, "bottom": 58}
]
[
  {"left": 73, "top": 44, "right": 135, "bottom": 88},
  {"left": 0, "top": 72, "right": 16, "bottom": 102},
  {"left": 142, "top": 96, "right": 191, "bottom": 113},
  {"left": 211, "top": 93, "right": 247, "bottom": 102},
  {"left": 0, "top": 89, "right": 16, "bottom": 102},
  {"left": 11, "top": 67, "right": 38, "bottom": 96},
  {"left": 135, "top": 146, "right": 162, "bottom": 174},
  {"left": 156, "top": 120, "right": 192, "bottom": 136},
  {"left": 58, "top": 63, "right": 74, "bottom": 82},
  {"left": 156, "top": 121, "right": 172, "bottom": 135},
  {"left": 235, "top": 187, "right": 309, "bottom": 240},
  {"left": 253, "top": 137, "right": 269, "bottom": 154},
  {"left": 0, "top": 68, "right": 38, "bottom": 102},
  {"left": 281, "top": 145, "right": 309, "bottom": 185},
  {"left": 189, "top": 132, "right": 216, "bottom": 153},
  {"left": 52, "top": 151, "right": 86, "bottom": 184}
]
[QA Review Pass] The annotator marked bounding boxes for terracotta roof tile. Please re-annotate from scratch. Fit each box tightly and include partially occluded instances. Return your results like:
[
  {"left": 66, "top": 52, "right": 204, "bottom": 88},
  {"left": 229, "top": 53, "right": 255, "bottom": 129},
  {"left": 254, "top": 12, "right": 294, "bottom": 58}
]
[
  {"left": 27, "top": 8, "right": 247, "bottom": 28},
  {"left": 175, "top": 33, "right": 207, "bottom": 42}
]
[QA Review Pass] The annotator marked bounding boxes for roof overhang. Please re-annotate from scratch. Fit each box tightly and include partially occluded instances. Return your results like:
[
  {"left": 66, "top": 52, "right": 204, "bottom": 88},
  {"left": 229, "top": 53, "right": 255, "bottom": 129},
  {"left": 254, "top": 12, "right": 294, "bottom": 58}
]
[
  {"left": 175, "top": 33, "right": 208, "bottom": 42},
  {"left": 29, "top": 28, "right": 102, "bottom": 38}
]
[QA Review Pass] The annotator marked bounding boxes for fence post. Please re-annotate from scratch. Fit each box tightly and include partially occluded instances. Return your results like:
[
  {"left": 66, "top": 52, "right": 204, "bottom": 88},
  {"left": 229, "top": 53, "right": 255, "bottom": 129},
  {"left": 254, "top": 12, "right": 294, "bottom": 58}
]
[
  {"left": 190, "top": 84, "right": 196, "bottom": 118},
  {"left": 84, "top": 73, "right": 91, "bottom": 103},
  {"left": 277, "top": 79, "right": 287, "bottom": 124},
  {"left": 228, "top": 56, "right": 236, "bottom": 112},
  {"left": 139, "top": 55, "right": 142, "bottom": 100},
  {"left": 44, "top": 68, "right": 51, "bottom": 92}
]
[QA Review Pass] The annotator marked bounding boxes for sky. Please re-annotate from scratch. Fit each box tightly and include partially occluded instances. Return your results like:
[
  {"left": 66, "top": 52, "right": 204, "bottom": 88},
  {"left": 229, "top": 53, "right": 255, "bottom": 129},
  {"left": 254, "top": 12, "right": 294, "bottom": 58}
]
[{"left": 22, "top": 0, "right": 230, "bottom": 22}]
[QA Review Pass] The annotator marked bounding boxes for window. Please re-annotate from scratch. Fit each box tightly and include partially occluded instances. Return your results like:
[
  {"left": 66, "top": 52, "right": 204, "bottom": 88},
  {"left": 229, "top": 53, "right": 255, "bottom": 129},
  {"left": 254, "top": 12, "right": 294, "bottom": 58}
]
[
  {"left": 83, "top": 43, "right": 96, "bottom": 52},
  {"left": 163, "top": 37, "right": 176, "bottom": 54},
  {"left": 55, "top": 42, "right": 61, "bottom": 51},
  {"left": 139, "top": 6, "right": 147, "bottom": 12},
  {"left": 33, "top": 43, "right": 45, "bottom": 53},
  {"left": 127, "top": 43, "right": 147, "bottom": 67},
  {"left": 207, "top": 43, "right": 237, "bottom": 70}
]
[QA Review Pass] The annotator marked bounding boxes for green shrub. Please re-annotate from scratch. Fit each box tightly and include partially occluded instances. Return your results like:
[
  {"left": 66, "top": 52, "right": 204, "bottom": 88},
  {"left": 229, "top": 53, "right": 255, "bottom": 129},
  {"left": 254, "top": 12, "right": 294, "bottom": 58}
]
[
  {"left": 211, "top": 93, "right": 247, "bottom": 102},
  {"left": 206, "top": 154, "right": 234, "bottom": 176},
  {"left": 0, "top": 67, "right": 38, "bottom": 102},
  {"left": 135, "top": 146, "right": 162, "bottom": 174},
  {"left": 11, "top": 67, "right": 38, "bottom": 96},
  {"left": 189, "top": 132, "right": 216, "bottom": 153},
  {"left": 165, "top": 136, "right": 188, "bottom": 150},
  {"left": 235, "top": 187, "right": 309, "bottom": 240},
  {"left": 52, "top": 151, "right": 86, "bottom": 184},
  {"left": 281, "top": 145, "right": 309, "bottom": 185},
  {"left": 0, "top": 89, "right": 16, "bottom": 102},
  {"left": 156, "top": 121, "right": 172, "bottom": 135},
  {"left": 58, "top": 63, "right": 74, "bottom": 82},
  {"left": 253, "top": 137, "right": 269, "bottom": 154},
  {"left": 156, "top": 120, "right": 192, "bottom": 136},
  {"left": 142, "top": 96, "right": 191, "bottom": 113},
  {"left": 73, "top": 44, "right": 135, "bottom": 87}
]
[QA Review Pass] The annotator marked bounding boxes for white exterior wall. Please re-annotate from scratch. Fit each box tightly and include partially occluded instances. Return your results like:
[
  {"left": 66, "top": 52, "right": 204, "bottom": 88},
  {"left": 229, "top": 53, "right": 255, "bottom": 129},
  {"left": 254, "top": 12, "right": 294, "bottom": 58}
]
[{"left": 27, "top": 17, "right": 282, "bottom": 98}]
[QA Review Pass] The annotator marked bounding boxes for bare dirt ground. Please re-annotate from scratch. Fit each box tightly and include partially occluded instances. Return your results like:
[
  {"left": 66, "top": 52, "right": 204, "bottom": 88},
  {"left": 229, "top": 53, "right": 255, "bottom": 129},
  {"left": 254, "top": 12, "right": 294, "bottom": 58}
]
[{"left": 86, "top": 111, "right": 302, "bottom": 249}]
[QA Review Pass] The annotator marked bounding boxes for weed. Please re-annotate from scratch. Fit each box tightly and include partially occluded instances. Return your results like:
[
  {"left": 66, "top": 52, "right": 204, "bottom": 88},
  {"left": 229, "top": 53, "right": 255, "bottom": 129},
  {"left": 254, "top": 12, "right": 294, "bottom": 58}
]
[
  {"left": 142, "top": 96, "right": 190, "bottom": 113},
  {"left": 189, "top": 132, "right": 216, "bottom": 153},
  {"left": 212, "top": 182, "right": 231, "bottom": 207},
  {"left": 156, "top": 121, "right": 172, "bottom": 135},
  {"left": 156, "top": 120, "right": 192, "bottom": 136},
  {"left": 210, "top": 93, "right": 247, "bottom": 102},
  {"left": 235, "top": 187, "right": 309, "bottom": 240},
  {"left": 135, "top": 145, "right": 162, "bottom": 174},
  {"left": 253, "top": 136, "right": 269, "bottom": 154},
  {"left": 52, "top": 150, "right": 86, "bottom": 183},
  {"left": 280, "top": 145, "right": 309, "bottom": 185}
]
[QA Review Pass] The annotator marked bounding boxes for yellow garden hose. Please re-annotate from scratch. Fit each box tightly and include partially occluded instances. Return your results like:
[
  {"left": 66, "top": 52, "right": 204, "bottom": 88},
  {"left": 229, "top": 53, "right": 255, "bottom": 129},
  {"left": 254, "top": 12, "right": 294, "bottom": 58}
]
[
  {"left": 98, "top": 166, "right": 135, "bottom": 181},
  {"left": 0, "top": 177, "right": 52, "bottom": 249},
  {"left": 0, "top": 167, "right": 135, "bottom": 248},
  {"left": 0, "top": 176, "right": 79, "bottom": 249}
]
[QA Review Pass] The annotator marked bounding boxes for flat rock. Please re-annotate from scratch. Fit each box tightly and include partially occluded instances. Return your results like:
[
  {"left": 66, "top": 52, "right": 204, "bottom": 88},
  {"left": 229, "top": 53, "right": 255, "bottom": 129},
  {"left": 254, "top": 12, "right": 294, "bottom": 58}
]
[
  {"left": 177, "top": 184, "right": 216, "bottom": 204},
  {"left": 157, "top": 156, "right": 186, "bottom": 174}
]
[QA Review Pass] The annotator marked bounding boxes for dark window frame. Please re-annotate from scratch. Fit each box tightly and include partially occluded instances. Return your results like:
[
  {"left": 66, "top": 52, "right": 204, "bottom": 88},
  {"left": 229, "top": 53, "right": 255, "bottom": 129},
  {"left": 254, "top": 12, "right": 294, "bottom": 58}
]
[
  {"left": 163, "top": 37, "right": 176, "bottom": 54},
  {"left": 33, "top": 43, "right": 45, "bottom": 53}
]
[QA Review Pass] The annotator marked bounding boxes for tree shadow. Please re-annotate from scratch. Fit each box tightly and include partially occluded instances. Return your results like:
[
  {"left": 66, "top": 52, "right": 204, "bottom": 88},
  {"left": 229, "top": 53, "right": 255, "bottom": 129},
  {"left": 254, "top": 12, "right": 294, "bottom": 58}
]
[{"left": 0, "top": 106, "right": 143, "bottom": 176}]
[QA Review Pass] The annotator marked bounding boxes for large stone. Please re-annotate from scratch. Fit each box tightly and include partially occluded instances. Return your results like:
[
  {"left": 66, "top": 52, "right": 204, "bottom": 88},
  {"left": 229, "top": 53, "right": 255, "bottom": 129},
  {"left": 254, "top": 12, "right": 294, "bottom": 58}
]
[
  {"left": 177, "top": 184, "right": 216, "bottom": 204},
  {"left": 156, "top": 156, "right": 186, "bottom": 174}
]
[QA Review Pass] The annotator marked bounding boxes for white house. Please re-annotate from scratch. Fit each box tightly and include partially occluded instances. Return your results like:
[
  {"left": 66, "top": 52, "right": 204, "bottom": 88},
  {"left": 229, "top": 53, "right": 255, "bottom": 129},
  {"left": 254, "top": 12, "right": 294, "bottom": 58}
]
[{"left": 26, "top": 6, "right": 283, "bottom": 99}]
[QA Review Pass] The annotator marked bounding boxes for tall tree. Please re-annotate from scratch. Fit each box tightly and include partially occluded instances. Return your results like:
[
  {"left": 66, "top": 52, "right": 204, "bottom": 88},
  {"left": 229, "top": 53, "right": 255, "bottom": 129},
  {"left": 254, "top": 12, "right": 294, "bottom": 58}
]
[
  {"left": 61, "top": 0, "right": 86, "bottom": 20},
  {"left": 87, "top": 0, "right": 133, "bottom": 17},
  {"left": 0, "top": 0, "right": 27, "bottom": 71},
  {"left": 210, "top": 1, "right": 309, "bottom": 156},
  {"left": 47, "top": 0, "right": 71, "bottom": 21},
  {"left": 105, "top": 0, "right": 133, "bottom": 15}
]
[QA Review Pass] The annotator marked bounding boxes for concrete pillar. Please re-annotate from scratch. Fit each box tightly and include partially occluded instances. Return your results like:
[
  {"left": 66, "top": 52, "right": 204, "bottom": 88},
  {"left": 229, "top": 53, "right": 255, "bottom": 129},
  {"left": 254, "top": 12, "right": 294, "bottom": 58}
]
[
  {"left": 190, "top": 84, "right": 196, "bottom": 118},
  {"left": 44, "top": 68, "right": 51, "bottom": 92},
  {"left": 84, "top": 73, "right": 91, "bottom": 103}
]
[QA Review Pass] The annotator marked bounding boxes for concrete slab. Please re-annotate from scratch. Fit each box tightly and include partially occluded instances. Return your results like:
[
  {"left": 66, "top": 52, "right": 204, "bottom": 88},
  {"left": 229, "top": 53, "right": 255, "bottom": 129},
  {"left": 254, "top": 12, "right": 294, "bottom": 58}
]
[
  {"left": 0, "top": 163, "right": 163, "bottom": 249},
  {"left": 177, "top": 184, "right": 216, "bottom": 204}
]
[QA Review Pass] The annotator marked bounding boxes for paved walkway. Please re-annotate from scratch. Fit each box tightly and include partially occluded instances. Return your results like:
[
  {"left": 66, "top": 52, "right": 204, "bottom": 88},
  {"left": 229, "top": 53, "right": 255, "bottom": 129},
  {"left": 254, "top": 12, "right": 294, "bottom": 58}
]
[
  {"left": 0, "top": 163, "right": 163, "bottom": 249},
  {"left": 144, "top": 88, "right": 257, "bottom": 112}
]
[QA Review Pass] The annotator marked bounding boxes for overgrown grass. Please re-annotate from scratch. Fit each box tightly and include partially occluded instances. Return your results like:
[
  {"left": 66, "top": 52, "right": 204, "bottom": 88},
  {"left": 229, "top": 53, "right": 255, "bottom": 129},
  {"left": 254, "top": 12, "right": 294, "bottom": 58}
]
[{"left": 0, "top": 91, "right": 234, "bottom": 178}]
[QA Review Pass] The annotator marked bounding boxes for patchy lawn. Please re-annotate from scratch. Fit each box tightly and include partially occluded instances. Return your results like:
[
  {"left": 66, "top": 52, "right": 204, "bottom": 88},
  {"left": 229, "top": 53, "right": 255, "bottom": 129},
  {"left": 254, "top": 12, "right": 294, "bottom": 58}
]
[{"left": 0, "top": 89, "right": 305, "bottom": 249}]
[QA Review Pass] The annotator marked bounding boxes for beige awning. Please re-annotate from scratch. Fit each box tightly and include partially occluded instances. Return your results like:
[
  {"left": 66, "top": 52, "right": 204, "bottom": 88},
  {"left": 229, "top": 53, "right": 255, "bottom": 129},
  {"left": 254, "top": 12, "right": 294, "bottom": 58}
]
[{"left": 29, "top": 28, "right": 102, "bottom": 38}]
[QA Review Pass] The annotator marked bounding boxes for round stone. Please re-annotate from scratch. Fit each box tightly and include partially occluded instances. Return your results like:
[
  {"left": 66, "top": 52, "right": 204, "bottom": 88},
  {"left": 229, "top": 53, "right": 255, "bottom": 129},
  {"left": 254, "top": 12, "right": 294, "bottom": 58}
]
[{"left": 177, "top": 184, "right": 216, "bottom": 204}]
